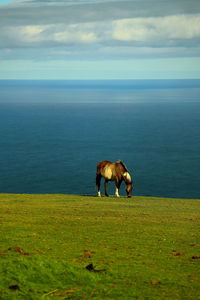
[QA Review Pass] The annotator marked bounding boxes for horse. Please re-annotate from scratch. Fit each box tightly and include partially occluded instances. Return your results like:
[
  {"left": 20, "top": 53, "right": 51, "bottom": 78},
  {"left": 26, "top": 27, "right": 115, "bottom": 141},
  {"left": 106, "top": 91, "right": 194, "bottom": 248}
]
[{"left": 96, "top": 160, "right": 133, "bottom": 198}]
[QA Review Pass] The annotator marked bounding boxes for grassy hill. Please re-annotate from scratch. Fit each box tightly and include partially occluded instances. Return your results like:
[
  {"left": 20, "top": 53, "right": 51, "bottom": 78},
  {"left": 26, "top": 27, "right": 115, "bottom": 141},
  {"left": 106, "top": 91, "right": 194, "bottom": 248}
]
[{"left": 0, "top": 194, "right": 199, "bottom": 299}]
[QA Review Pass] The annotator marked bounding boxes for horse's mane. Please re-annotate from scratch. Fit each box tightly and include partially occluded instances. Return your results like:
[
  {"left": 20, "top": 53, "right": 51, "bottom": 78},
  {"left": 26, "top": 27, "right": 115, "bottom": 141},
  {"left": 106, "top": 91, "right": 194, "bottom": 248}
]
[{"left": 116, "top": 160, "right": 128, "bottom": 172}]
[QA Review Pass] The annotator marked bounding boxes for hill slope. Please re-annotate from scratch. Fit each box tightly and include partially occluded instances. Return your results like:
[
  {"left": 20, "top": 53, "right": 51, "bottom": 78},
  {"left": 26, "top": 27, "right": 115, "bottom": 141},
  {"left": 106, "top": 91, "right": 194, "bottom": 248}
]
[{"left": 0, "top": 194, "right": 199, "bottom": 299}]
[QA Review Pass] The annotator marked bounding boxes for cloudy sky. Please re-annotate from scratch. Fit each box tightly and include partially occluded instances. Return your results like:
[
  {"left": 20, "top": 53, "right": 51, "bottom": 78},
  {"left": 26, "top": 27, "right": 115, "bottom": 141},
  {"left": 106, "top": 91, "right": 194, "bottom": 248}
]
[{"left": 0, "top": 0, "right": 200, "bottom": 79}]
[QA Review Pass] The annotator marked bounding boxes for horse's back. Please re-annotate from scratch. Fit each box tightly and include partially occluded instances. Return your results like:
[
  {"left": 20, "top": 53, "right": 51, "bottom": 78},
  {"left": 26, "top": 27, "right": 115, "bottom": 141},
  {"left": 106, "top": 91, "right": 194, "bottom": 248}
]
[
  {"left": 97, "top": 160, "right": 111, "bottom": 170},
  {"left": 96, "top": 160, "right": 116, "bottom": 180},
  {"left": 97, "top": 160, "right": 126, "bottom": 172}
]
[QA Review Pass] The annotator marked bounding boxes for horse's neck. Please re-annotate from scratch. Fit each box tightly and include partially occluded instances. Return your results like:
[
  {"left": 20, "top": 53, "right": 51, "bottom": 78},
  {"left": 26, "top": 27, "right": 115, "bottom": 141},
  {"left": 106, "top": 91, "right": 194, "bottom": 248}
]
[{"left": 117, "top": 160, "right": 128, "bottom": 172}]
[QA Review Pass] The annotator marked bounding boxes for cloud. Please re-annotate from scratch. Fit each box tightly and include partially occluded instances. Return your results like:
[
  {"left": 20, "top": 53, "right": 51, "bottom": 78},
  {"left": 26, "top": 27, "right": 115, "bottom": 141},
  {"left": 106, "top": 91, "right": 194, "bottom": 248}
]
[
  {"left": 1, "top": 0, "right": 200, "bottom": 26},
  {"left": 0, "top": 0, "right": 200, "bottom": 79},
  {"left": 112, "top": 15, "right": 200, "bottom": 44},
  {"left": 1, "top": 14, "right": 200, "bottom": 49},
  {"left": 0, "top": 23, "right": 100, "bottom": 47},
  {"left": 52, "top": 23, "right": 99, "bottom": 44}
]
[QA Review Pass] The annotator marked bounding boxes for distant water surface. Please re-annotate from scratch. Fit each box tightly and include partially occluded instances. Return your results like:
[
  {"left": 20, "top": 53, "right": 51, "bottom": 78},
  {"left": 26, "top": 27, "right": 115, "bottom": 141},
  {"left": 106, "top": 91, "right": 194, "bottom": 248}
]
[{"left": 0, "top": 80, "right": 199, "bottom": 198}]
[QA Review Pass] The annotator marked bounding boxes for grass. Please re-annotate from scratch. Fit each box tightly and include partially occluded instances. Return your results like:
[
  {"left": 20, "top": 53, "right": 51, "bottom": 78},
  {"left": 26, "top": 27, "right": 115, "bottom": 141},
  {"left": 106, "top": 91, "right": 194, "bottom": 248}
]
[{"left": 0, "top": 194, "right": 199, "bottom": 299}]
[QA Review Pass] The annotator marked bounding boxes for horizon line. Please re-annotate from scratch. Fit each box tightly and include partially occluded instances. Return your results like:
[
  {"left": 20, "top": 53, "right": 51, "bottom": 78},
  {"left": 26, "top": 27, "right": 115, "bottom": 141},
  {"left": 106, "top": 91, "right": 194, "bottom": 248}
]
[{"left": 1, "top": 78, "right": 200, "bottom": 81}]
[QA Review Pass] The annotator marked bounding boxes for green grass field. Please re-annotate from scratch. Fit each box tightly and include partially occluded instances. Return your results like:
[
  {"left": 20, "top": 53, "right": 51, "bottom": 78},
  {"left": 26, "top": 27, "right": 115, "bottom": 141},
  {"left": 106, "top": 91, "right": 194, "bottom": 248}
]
[{"left": 0, "top": 194, "right": 199, "bottom": 299}]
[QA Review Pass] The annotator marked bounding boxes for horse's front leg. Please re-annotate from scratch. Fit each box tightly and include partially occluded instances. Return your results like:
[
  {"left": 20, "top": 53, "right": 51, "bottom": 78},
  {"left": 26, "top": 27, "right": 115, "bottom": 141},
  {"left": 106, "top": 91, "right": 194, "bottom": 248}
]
[
  {"left": 104, "top": 180, "right": 109, "bottom": 197},
  {"left": 96, "top": 173, "right": 102, "bottom": 197},
  {"left": 115, "top": 187, "right": 120, "bottom": 197},
  {"left": 115, "top": 180, "right": 122, "bottom": 197}
]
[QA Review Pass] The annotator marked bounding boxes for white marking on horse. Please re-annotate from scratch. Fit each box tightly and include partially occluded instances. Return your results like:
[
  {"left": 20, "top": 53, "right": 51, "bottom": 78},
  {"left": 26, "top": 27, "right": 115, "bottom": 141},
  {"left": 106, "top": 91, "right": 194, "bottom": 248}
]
[
  {"left": 115, "top": 187, "right": 120, "bottom": 197},
  {"left": 123, "top": 172, "right": 132, "bottom": 182},
  {"left": 104, "top": 168, "right": 112, "bottom": 180}
]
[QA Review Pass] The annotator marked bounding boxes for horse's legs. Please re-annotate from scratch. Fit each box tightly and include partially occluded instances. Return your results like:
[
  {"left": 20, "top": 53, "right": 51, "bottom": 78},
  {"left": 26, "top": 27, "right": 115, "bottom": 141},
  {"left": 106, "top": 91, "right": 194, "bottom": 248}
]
[
  {"left": 115, "top": 187, "right": 120, "bottom": 197},
  {"left": 96, "top": 174, "right": 102, "bottom": 197},
  {"left": 104, "top": 180, "right": 109, "bottom": 197},
  {"left": 115, "top": 180, "right": 122, "bottom": 197}
]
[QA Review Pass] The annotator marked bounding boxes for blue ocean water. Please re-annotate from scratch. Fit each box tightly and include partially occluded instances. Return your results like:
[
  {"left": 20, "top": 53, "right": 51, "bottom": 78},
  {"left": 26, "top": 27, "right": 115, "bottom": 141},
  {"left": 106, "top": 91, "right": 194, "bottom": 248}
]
[{"left": 0, "top": 80, "right": 200, "bottom": 198}]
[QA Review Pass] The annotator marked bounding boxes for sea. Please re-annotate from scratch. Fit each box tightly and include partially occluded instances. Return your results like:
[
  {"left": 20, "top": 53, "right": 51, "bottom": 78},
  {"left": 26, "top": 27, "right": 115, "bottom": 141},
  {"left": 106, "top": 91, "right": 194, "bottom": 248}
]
[{"left": 0, "top": 79, "right": 200, "bottom": 198}]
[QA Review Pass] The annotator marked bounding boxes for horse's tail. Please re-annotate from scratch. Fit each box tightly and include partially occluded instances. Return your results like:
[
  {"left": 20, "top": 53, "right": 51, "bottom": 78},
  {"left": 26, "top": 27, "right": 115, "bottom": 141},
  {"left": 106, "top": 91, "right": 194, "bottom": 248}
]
[{"left": 96, "top": 162, "right": 101, "bottom": 176}]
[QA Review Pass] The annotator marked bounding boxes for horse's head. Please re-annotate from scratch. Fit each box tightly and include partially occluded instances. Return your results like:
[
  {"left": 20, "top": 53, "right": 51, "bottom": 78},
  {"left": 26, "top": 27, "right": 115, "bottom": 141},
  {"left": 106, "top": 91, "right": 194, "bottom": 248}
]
[
  {"left": 126, "top": 182, "right": 133, "bottom": 197},
  {"left": 123, "top": 172, "right": 133, "bottom": 197}
]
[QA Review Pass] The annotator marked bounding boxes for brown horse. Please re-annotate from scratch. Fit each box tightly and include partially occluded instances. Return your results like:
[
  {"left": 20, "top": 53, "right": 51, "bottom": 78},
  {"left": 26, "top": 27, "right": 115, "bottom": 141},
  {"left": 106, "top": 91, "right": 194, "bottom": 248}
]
[{"left": 96, "top": 160, "right": 133, "bottom": 197}]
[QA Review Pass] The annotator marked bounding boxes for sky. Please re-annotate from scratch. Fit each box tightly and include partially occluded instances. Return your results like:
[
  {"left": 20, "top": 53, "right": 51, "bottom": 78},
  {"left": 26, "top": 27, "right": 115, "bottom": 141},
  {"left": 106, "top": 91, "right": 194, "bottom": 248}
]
[{"left": 0, "top": 0, "right": 200, "bottom": 80}]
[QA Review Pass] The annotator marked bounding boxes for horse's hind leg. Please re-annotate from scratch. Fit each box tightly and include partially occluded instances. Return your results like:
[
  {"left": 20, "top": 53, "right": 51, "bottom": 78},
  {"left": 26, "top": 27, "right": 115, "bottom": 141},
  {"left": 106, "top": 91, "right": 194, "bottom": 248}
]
[
  {"left": 104, "top": 180, "right": 109, "bottom": 197},
  {"left": 96, "top": 174, "right": 102, "bottom": 197}
]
